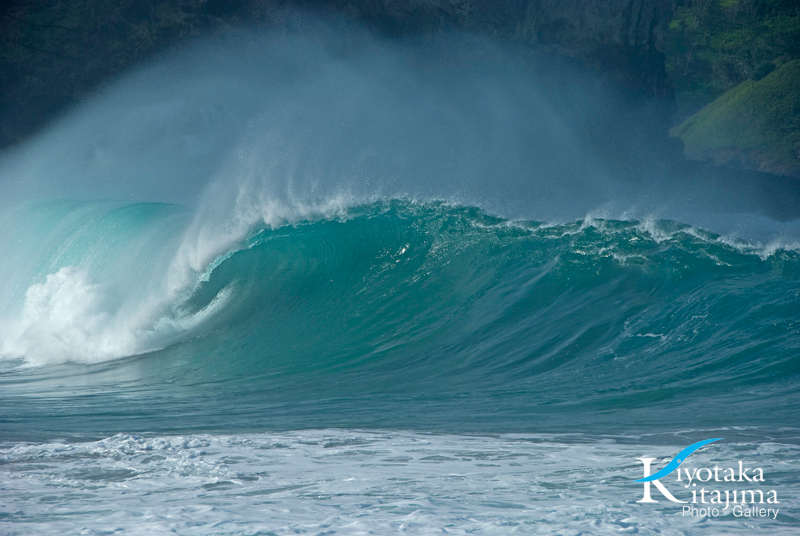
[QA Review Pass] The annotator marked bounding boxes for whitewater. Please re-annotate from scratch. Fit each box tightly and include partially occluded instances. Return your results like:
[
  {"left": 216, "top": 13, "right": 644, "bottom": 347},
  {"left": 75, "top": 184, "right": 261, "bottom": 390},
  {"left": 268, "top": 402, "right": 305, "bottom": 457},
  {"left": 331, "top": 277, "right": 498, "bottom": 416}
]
[{"left": 1, "top": 19, "right": 798, "bottom": 535}]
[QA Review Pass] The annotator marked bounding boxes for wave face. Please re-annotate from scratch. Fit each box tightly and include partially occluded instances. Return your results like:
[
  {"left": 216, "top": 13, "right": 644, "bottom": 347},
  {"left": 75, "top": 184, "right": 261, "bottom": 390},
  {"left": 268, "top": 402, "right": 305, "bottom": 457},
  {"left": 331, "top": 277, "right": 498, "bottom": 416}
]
[{"left": 2, "top": 199, "right": 799, "bottom": 438}]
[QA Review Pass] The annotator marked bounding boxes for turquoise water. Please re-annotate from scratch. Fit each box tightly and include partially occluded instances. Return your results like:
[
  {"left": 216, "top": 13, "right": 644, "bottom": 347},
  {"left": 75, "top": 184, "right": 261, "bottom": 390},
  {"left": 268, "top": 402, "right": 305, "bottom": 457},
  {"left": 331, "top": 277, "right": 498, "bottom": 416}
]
[{"left": 2, "top": 199, "right": 799, "bottom": 440}]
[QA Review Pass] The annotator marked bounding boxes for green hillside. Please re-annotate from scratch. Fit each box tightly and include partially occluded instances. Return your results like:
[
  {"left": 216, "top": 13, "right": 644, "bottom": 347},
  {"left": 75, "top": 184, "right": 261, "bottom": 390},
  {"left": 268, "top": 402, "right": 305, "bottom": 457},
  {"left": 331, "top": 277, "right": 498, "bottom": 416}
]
[
  {"left": 671, "top": 59, "right": 800, "bottom": 177},
  {"left": 665, "top": 0, "right": 800, "bottom": 177}
]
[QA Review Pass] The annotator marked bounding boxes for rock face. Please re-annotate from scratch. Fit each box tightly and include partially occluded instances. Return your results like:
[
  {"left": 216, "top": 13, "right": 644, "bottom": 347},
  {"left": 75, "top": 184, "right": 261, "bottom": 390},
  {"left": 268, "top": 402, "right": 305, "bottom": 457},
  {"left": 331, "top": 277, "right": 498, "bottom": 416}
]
[
  {"left": 671, "top": 60, "right": 800, "bottom": 181},
  {"left": 0, "top": 0, "right": 673, "bottom": 149},
  {"left": 318, "top": 0, "right": 673, "bottom": 96}
]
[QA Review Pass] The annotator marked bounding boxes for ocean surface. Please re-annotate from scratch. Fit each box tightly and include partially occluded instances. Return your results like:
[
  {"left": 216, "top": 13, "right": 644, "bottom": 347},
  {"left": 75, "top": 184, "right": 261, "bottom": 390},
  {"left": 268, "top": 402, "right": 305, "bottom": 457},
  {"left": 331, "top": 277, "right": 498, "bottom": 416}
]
[{"left": 1, "top": 22, "right": 799, "bottom": 535}]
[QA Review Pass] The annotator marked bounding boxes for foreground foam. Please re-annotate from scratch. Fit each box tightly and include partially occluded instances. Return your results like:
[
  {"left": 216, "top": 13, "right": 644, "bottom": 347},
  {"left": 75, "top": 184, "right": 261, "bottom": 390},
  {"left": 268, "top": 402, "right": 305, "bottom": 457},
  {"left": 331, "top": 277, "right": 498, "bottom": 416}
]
[{"left": 1, "top": 431, "right": 797, "bottom": 535}]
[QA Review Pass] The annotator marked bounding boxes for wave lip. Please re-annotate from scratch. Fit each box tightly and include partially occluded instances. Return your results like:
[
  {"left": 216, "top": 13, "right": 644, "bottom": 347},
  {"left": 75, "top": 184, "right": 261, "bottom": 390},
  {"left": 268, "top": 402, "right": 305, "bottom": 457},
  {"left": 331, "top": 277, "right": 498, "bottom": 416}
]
[{"left": 0, "top": 201, "right": 207, "bottom": 365}]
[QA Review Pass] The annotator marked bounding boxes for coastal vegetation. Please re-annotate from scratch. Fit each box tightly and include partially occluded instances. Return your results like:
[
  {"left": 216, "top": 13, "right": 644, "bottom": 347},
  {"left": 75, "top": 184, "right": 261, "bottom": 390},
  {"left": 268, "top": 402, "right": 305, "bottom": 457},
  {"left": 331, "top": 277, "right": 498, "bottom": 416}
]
[{"left": 666, "top": 0, "right": 800, "bottom": 177}]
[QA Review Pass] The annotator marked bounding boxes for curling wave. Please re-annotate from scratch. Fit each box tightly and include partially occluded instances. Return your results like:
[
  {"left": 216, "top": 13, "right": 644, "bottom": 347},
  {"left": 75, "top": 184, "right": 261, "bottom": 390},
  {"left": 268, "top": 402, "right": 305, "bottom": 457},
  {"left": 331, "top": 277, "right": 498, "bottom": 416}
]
[{"left": 1, "top": 199, "right": 799, "bottom": 436}]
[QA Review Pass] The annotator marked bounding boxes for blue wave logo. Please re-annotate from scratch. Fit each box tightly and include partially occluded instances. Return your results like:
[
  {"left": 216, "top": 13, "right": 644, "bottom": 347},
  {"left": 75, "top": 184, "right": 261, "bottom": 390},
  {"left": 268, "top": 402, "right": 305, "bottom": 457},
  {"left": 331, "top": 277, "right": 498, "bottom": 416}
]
[{"left": 635, "top": 438, "right": 723, "bottom": 482}]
